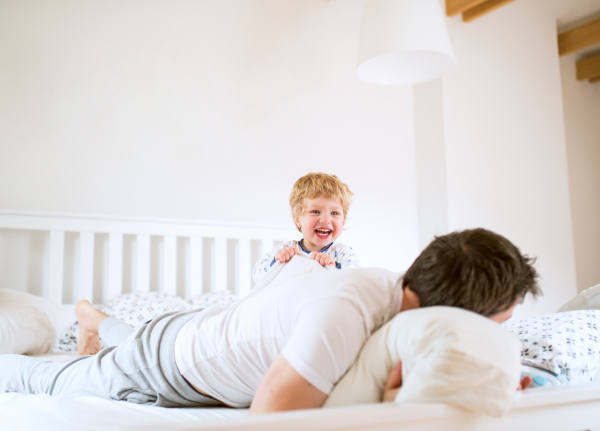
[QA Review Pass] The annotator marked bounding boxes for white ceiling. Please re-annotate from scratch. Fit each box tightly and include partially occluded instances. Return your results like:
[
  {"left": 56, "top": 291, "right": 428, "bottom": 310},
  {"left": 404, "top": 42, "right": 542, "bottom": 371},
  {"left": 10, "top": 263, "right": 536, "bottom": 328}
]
[{"left": 520, "top": 0, "right": 600, "bottom": 31}]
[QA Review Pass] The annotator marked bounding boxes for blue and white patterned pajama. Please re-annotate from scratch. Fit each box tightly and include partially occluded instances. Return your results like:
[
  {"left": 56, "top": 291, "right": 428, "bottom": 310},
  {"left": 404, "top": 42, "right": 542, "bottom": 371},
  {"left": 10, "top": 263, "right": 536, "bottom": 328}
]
[{"left": 252, "top": 240, "right": 361, "bottom": 284}]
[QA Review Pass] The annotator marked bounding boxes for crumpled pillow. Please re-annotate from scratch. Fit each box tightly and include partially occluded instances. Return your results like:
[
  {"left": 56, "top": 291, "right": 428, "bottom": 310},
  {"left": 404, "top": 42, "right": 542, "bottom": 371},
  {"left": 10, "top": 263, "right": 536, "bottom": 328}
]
[
  {"left": 558, "top": 284, "right": 600, "bottom": 312},
  {"left": 101, "top": 291, "right": 240, "bottom": 327},
  {"left": 503, "top": 310, "right": 600, "bottom": 384},
  {"left": 190, "top": 291, "right": 239, "bottom": 309},
  {"left": 101, "top": 292, "right": 193, "bottom": 327},
  {"left": 54, "top": 291, "right": 240, "bottom": 352},
  {"left": 0, "top": 289, "right": 55, "bottom": 355},
  {"left": 325, "top": 306, "right": 522, "bottom": 418}
]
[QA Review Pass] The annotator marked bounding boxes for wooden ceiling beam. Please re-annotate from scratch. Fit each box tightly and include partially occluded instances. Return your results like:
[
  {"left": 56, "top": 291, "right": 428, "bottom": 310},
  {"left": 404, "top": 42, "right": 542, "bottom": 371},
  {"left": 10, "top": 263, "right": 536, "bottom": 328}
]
[
  {"left": 462, "top": 0, "right": 517, "bottom": 23},
  {"left": 590, "top": 76, "right": 600, "bottom": 84},
  {"left": 445, "top": 0, "right": 488, "bottom": 17},
  {"left": 576, "top": 54, "right": 600, "bottom": 81},
  {"left": 558, "top": 17, "right": 600, "bottom": 57}
]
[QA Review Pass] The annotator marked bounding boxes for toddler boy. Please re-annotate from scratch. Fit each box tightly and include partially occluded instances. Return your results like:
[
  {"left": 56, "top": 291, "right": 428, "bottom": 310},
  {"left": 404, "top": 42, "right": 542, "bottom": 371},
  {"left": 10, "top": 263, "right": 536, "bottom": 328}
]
[{"left": 253, "top": 172, "right": 360, "bottom": 283}]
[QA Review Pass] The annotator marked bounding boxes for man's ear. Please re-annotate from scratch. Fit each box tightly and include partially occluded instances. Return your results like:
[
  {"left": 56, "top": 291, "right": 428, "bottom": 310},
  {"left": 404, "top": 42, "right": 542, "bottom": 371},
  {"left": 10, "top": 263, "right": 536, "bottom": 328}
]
[{"left": 400, "top": 285, "right": 420, "bottom": 312}]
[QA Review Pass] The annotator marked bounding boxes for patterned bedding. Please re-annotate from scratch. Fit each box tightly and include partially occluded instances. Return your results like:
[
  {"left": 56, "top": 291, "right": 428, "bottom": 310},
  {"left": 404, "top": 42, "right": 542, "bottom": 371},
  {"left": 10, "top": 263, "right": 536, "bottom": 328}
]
[
  {"left": 53, "top": 291, "right": 239, "bottom": 352},
  {"left": 504, "top": 310, "right": 600, "bottom": 385}
]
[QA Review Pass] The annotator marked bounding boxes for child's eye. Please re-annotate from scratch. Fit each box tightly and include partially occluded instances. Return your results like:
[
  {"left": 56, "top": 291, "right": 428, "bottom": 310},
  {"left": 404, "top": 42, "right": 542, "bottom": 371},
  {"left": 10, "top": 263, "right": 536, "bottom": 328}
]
[
  {"left": 332, "top": 212, "right": 340, "bottom": 216},
  {"left": 311, "top": 210, "right": 320, "bottom": 214}
]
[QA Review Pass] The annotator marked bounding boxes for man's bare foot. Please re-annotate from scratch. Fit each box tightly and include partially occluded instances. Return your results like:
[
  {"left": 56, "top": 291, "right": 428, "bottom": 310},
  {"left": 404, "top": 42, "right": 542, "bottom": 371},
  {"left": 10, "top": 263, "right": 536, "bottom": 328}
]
[{"left": 75, "top": 300, "right": 108, "bottom": 356}]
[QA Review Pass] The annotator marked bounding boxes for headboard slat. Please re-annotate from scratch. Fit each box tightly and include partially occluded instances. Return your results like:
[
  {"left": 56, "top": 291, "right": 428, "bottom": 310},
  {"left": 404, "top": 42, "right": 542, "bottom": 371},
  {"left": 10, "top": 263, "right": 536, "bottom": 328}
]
[
  {"left": 48, "top": 230, "right": 65, "bottom": 304},
  {"left": 78, "top": 231, "right": 95, "bottom": 301},
  {"left": 189, "top": 236, "right": 203, "bottom": 298},
  {"left": 135, "top": 234, "right": 151, "bottom": 293},
  {"left": 214, "top": 237, "right": 227, "bottom": 292},
  {"left": 107, "top": 233, "right": 124, "bottom": 302},
  {"left": 261, "top": 240, "right": 274, "bottom": 258},
  {"left": 238, "top": 238, "right": 251, "bottom": 298},
  {"left": 163, "top": 235, "right": 177, "bottom": 296}
]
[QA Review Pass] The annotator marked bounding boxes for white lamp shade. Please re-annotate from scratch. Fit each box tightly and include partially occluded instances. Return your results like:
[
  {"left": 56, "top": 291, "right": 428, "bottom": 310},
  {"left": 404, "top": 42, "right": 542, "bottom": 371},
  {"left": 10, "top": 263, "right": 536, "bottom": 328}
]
[{"left": 357, "top": 0, "right": 456, "bottom": 85}]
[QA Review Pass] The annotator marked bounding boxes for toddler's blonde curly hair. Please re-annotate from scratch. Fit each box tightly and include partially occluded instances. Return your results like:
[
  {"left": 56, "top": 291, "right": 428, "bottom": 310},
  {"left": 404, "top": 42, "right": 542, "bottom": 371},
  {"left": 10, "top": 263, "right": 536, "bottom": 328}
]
[{"left": 289, "top": 173, "right": 353, "bottom": 233}]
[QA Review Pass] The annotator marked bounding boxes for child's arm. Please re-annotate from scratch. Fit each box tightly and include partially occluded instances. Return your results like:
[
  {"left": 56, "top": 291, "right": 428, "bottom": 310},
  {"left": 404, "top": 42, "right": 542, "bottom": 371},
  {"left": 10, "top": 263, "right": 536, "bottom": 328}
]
[
  {"left": 333, "top": 246, "right": 361, "bottom": 270},
  {"left": 252, "top": 241, "right": 297, "bottom": 284}
]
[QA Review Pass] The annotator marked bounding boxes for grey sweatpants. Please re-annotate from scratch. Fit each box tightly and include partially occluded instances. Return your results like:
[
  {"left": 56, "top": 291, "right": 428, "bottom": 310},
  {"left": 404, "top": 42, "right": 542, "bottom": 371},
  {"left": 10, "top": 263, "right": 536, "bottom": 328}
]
[{"left": 0, "top": 310, "right": 223, "bottom": 407}]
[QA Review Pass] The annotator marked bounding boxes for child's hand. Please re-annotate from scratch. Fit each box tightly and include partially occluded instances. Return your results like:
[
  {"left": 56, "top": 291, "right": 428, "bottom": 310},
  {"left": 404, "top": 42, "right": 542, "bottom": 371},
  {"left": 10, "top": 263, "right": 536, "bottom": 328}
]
[
  {"left": 275, "top": 247, "right": 299, "bottom": 263},
  {"left": 312, "top": 252, "right": 335, "bottom": 267}
]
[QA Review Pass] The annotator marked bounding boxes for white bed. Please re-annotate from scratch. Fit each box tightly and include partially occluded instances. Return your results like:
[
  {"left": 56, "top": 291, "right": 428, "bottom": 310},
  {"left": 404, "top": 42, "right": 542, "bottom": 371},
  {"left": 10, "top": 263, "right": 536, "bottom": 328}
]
[
  {"left": 2, "top": 209, "right": 600, "bottom": 431},
  {"left": 2, "top": 372, "right": 600, "bottom": 431}
]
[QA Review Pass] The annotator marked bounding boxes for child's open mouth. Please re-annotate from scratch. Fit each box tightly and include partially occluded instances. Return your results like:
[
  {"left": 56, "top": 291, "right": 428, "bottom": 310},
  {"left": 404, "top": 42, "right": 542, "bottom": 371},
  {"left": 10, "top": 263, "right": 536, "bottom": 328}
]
[{"left": 315, "top": 229, "right": 332, "bottom": 239}]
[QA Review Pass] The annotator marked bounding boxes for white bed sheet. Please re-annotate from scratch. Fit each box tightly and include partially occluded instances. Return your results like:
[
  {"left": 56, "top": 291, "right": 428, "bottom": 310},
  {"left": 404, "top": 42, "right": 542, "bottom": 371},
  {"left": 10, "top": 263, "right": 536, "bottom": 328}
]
[
  {"left": 5, "top": 353, "right": 600, "bottom": 431},
  {"left": 0, "top": 394, "right": 248, "bottom": 431},
  {"left": 0, "top": 352, "right": 248, "bottom": 431}
]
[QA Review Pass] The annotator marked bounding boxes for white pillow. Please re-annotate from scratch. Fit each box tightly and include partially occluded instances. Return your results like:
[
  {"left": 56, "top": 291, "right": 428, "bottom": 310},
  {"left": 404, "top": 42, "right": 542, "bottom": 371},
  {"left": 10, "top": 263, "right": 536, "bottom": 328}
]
[
  {"left": 325, "top": 307, "right": 522, "bottom": 418},
  {"left": 101, "top": 291, "right": 240, "bottom": 328},
  {"left": 502, "top": 310, "right": 600, "bottom": 384},
  {"left": 0, "top": 289, "right": 55, "bottom": 355},
  {"left": 101, "top": 292, "right": 193, "bottom": 327},
  {"left": 558, "top": 284, "right": 600, "bottom": 312},
  {"left": 189, "top": 291, "right": 239, "bottom": 309},
  {"left": 53, "top": 291, "right": 241, "bottom": 352}
]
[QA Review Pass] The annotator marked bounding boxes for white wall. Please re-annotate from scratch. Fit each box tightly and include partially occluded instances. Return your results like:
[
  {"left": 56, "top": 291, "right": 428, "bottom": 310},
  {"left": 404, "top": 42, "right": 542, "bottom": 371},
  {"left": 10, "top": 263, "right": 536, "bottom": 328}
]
[
  {"left": 0, "top": 0, "right": 419, "bottom": 275},
  {"left": 560, "top": 51, "right": 600, "bottom": 292},
  {"left": 0, "top": 0, "right": 588, "bottom": 317},
  {"left": 413, "top": 78, "right": 449, "bottom": 250},
  {"left": 440, "top": 3, "right": 577, "bottom": 317}
]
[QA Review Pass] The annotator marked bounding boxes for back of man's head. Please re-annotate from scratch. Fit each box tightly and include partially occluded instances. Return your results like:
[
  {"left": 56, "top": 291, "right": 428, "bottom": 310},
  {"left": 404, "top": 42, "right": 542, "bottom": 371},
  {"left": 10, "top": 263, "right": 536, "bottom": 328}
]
[{"left": 402, "top": 228, "right": 541, "bottom": 317}]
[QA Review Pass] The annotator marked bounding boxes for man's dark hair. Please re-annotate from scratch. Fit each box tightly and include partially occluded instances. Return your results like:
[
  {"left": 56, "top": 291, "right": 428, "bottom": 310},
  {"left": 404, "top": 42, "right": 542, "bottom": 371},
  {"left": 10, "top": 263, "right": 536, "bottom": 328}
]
[{"left": 402, "top": 228, "right": 541, "bottom": 317}]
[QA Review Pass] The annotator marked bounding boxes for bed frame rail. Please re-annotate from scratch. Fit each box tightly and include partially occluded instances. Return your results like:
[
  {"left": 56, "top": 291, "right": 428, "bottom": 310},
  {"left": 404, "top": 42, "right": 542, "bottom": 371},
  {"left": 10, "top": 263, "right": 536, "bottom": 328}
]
[
  {"left": 0, "top": 209, "right": 298, "bottom": 304},
  {"left": 192, "top": 383, "right": 600, "bottom": 431}
]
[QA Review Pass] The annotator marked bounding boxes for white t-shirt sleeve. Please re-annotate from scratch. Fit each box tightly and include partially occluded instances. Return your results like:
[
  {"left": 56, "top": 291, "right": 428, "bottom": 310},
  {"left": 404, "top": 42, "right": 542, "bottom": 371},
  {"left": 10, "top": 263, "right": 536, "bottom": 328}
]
[{"left": 281, "top": 298, "right": 368, "bottom": 395}]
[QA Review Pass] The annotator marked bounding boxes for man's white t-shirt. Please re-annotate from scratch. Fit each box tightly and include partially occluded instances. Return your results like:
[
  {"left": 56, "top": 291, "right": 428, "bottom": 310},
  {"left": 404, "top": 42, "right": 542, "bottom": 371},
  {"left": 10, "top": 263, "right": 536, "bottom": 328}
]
[{"left": 173, "top": 254, "right": 403, "bottom": 408}]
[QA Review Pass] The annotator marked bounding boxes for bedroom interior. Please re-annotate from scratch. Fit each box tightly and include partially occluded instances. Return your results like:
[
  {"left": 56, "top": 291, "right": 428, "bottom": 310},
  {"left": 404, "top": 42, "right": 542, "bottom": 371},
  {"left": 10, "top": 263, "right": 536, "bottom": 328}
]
[{"left": 1, "top": 0, "right": 600, "bottom": 430}]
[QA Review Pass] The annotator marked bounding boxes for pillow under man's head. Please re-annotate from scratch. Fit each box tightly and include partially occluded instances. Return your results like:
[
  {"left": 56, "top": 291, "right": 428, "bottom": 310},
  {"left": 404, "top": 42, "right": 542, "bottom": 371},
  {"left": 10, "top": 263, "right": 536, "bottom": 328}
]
[{"left": 324, "top": 306, "right": 522, "bottom": 418}]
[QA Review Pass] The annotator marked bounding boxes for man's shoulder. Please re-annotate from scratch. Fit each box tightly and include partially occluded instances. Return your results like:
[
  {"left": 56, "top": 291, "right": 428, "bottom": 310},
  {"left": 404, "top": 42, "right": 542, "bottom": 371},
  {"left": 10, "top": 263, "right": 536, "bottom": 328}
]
[
  {"left": 334, "top": 266, "right": 401, "bottom": 279},
  {"left": 309, "top": 267, "right": 403, "bottom": 299}
]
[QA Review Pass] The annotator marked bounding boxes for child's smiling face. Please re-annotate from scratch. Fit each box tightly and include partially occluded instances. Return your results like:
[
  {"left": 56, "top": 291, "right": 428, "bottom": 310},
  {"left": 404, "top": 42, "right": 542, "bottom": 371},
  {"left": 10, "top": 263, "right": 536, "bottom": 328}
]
[{"left": 295, "top": 197, "right": 344, "bottom": 252}]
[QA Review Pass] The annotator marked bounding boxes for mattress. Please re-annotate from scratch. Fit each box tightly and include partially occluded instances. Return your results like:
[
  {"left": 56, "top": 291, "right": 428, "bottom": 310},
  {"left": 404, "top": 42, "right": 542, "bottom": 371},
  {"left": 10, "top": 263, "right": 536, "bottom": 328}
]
[{"left": 0, "top": 352, "right": 248, "bottom": 431}]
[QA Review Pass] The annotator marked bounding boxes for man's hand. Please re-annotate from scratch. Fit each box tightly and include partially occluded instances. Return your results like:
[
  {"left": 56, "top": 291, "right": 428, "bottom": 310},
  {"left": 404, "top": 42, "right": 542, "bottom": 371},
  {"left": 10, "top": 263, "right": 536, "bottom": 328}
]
[
  {"left": 383, "top": 361, "right": 403, "bottom": 402},
  {"left": 312, "top": 252, "right": 335, "bottom": 267},
  {"left": 249, "top": 355, "right": 327, "bottom": 414},
  {"left": 275, "top": 247, "right": 299, "bottom": 263},
  {"left": 518, "top": 376, "right": 532, "bottom": 391},
  {"left": 381, "top": 361, "right": 533, "bottom": 404}
]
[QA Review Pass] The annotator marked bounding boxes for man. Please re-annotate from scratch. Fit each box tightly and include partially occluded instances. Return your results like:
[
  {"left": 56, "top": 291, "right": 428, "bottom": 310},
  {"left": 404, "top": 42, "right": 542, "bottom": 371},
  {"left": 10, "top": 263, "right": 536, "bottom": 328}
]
[{"left": 0, "top": 228, "right": 540, "bottom": 413}]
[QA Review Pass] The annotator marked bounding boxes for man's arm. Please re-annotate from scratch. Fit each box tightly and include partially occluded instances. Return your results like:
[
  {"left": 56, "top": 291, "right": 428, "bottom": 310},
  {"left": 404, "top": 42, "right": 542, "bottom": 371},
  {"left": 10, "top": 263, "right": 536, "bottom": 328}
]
[
  {"left": 335, "top": 246, "right": 361, "bottom": 270},
  {"left": 381, "top": 361, "right": 534, "bottom": 403},
  {"left": 249, "top": 355, "right": 328, "bottom": 414}
]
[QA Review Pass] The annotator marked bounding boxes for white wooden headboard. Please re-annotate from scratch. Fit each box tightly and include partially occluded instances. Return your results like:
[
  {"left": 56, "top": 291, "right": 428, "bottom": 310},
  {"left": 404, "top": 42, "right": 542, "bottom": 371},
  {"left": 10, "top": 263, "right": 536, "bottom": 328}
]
[{"left": 0, "top": 209, "right": 298, "bottom": 305}]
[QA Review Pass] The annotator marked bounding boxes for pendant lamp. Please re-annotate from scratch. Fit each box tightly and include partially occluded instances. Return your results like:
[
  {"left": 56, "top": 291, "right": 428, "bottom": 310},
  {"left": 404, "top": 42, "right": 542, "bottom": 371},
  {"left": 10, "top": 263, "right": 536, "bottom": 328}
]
[{"left": 357, "top": 0, "right": 456, "bottom": 85}]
